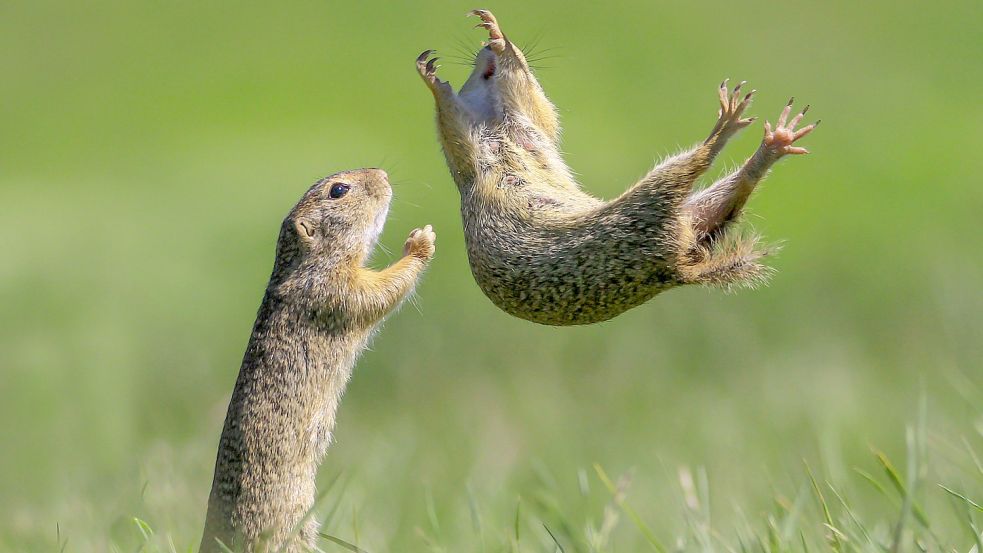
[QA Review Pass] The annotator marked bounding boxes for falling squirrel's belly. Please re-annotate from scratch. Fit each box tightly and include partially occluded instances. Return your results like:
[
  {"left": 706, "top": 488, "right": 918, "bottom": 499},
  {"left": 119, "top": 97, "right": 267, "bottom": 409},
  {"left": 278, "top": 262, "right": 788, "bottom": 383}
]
[{"left": 461, "top": 200, "right": 680, "bottom": 326}]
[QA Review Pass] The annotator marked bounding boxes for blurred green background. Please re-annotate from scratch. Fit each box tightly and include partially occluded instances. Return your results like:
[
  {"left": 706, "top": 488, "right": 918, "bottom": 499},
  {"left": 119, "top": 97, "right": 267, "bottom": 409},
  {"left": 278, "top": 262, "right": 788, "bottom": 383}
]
[{"left": 2, "top": 0, "right": 981, "bottom": 551}]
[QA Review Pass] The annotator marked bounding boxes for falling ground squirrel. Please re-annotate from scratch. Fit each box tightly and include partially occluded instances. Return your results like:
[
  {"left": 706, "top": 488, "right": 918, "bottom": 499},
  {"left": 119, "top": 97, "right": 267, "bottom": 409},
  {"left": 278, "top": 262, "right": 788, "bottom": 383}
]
[
  {"left": 417, "top": 9, "right": 820, "bottom": 326},
  {"left": 199, "top": 169, "right": 436, "bottom": 553}
]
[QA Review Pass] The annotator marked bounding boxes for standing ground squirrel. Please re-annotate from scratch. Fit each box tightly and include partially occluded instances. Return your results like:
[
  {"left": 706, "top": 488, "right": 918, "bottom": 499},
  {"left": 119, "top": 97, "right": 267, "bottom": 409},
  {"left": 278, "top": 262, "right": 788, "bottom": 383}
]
[
  {"left": 417, "top": 10, "right": 819, "bottom": 326},
  {"left": 199, "top": 169, "right": 436, "bottom": 552}
]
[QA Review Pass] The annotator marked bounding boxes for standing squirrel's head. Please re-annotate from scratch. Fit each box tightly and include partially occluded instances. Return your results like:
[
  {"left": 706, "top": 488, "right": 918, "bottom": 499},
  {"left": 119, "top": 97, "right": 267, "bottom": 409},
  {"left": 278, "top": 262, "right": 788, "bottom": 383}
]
[{"left": 274, "top": 168, "right": 393, "bottom": 274}]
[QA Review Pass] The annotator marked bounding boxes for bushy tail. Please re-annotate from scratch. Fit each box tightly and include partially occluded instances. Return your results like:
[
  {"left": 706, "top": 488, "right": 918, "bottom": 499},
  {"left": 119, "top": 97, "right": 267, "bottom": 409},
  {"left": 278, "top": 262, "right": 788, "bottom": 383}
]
[{"left": 678, "top": 227, "right": 778, "bottom": 289}]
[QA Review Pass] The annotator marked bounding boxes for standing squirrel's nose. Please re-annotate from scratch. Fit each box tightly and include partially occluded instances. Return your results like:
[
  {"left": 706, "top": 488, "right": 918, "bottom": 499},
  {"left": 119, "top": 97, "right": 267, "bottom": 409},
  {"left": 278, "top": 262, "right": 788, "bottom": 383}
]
[
  {"left": 363, "top": 168, "right": 388, "bottom": 182},
  {"left": 362, "top": 168, "right": 392, "bottom": 200}
]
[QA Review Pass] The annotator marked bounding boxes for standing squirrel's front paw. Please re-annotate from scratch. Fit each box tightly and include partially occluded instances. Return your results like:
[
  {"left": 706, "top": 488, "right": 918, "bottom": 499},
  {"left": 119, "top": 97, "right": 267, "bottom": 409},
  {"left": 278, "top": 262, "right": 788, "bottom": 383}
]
[
  {"left": 403, "top": 224, "right": 436, "bottom": 261},
  {"left": 762, "top": 98, "right": 820, "bottom": 157},
  {"left": 706, "top": 79, "right": 756, "bottom": 143}
]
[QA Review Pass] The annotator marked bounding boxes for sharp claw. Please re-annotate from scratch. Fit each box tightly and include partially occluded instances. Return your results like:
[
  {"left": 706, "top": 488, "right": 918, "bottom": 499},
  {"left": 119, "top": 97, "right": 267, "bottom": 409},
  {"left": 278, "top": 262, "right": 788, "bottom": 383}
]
[
  {"left": 734, "top": 80, "right": 746, "bottom": 93},
  {"left": 787, "top": 97, "right": 795, "bottom": 106},
  {"left": 778, "top": 104, "right": 791, "bottom": 127},
  {"left": 417, "top": 50, "right": 434, "bottom": 64},
  {"left": 793, "top": 123, "right": 817, "bottom": 140},
  {"left": 744, "top": 91, "right": 755, "bottom": 102},
  {"left": 426, "top": 58, "right": 438, "bottom": 73},
  {"left": 802, "top": 104, "right": 810, "bottom": 115},
  {"left": 721, "top": 78, "right": 729, "bottom": 89},
  {"left": 815, "top": 119, "right": 822, "bottom": 127}
]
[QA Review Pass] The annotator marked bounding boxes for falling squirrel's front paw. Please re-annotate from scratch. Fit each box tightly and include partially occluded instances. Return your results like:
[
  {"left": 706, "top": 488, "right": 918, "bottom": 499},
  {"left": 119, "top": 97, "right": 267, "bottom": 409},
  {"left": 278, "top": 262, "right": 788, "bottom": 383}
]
[
  {"left": 403, "top": 224, "right": 436, "bottom": 261},
  {"left": 761, "top": 98, "right": 820, "bottom": 157}
]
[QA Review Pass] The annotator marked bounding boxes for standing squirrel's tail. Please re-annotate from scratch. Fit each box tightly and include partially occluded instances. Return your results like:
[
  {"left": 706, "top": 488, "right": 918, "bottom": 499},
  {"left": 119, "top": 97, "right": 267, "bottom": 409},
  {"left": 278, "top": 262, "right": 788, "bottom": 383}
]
[{"left": 678, "top": 226, "right": 778, "bottom": 289}]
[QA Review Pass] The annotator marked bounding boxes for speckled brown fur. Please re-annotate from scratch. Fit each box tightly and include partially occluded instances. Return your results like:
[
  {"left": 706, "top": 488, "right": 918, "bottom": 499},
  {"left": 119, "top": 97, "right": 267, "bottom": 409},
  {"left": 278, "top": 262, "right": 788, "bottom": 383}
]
[
  {"left": 418, "top": 10, "right": 818, "bottom": 326},
  {"left": 199, "top": 169, "right": 435, "bottom": 552}
]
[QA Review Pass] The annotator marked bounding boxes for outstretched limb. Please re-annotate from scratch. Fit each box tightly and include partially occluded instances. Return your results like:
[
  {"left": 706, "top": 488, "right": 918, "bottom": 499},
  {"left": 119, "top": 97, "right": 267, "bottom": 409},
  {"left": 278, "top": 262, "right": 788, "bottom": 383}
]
[
  {"left": 470, "top": 9, "right": 561, "bottom": 143},
  {"left": 622, "top": 80, "right": 755, "bottom": 206},
  {"left": 685, "top": 99, "right": 819, "bottom": 241},
  {"left": 341, "top": 225, "right": 436, "bottom": 326},
  {"left": 417, "top": 51, "right": 479, "bottom": 178}
]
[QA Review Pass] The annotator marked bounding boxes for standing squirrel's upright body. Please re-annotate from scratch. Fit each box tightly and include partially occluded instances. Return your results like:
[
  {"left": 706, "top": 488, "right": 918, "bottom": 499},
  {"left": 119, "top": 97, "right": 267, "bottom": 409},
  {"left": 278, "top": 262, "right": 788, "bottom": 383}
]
[
  {"left": 418, "top": 10, "right": 819, "bottom": 326},
  {"left": 199, "top": 169, "right": 436, "bottom": 553}
]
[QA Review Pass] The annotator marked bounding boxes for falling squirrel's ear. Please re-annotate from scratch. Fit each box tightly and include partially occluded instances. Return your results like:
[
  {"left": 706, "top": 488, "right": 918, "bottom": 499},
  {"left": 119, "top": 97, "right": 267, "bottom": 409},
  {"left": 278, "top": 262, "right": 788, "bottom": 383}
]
[{"left": 294, "top": 217, "right": 317, "bottom": 241}]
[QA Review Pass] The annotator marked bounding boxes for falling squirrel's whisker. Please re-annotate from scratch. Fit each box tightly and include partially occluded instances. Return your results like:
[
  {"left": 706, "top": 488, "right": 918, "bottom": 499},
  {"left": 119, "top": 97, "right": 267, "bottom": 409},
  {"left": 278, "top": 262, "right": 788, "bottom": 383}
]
[{"left": 418, "top": 8, "right": 818, "bottom": 325}]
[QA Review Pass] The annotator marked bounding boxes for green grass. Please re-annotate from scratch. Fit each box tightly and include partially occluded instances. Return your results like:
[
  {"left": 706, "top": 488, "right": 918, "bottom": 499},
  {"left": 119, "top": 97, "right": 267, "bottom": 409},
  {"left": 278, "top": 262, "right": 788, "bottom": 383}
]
[
  {"left": 42, "top": 428, "right": 983, "bottom": 552},
  {"left": 1, "top": 0, "right": 981, "bottom": 551}
]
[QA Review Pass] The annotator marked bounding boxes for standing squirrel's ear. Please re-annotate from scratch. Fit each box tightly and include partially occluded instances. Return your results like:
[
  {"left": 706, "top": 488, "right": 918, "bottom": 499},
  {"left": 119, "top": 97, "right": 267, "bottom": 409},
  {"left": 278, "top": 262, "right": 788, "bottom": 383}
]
[{"left": 294, "top": 217, "right": 317, "bottom": 241}]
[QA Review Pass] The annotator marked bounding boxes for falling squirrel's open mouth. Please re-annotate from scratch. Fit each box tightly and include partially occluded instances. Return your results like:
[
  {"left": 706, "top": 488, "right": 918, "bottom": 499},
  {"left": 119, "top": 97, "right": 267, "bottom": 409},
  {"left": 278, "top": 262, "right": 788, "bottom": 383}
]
[{"left": 482, "top": 58, "right": 496, "bottom": 80}]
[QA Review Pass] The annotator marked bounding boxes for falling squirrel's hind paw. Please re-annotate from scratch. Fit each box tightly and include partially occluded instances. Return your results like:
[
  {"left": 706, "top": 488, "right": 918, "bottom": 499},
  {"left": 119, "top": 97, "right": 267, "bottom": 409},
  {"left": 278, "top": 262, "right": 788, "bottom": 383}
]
[
  {"left": 470, "top": 9, "right": 507, "bottom": 52},
  {"left": 706, "top": 79, "right": 756, "bottom": 143},
  {"left": 763, "top": 98, "right": 820, "bottom": 156}
]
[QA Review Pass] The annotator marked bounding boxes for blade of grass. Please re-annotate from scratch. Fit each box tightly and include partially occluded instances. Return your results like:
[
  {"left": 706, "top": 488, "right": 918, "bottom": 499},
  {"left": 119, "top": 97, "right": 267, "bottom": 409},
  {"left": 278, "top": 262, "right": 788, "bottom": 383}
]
[
  {"left": 319, "top": 532, "right": 370, "bottom": 553},
  {"left": 594, "top": 463, "right": 667, "bottom": 553},
  {"left": 939, "top": 485, "right": 983, "bottom": 512},
  {"left": 132, "top": 518, "right": 153, "bottom": 541},
  {"left": 941, "top": 484, "right": 983, "bottom": 553},
  {"left": 888, "top": 428, "right": 918, "bottom": 553},
  {"left": 425, "top": 486, "right": 441, "bottom": 536},
  {"left": 826, "top": 479, "right": 874, "bottom": 546},
  {"left": 962, "top": 438, "right": 983, "bottom": 477},
  {"left": 855, "top": 468, "right": 894, "bottom": 501},
  {"left": 777, "top": 485, "right": 808, "bottom": 546},
  {"left": 213, "top": 538, "right": 236, "bottom": 553},
  {"left": 805, "top": 461, "right": 843, "bottom": 553},
  {"left": 873, "top": 448, "right": 931, "bottom": 529},
  {"left": 543, "top": 523, "right": 567, "bottom": 553}
]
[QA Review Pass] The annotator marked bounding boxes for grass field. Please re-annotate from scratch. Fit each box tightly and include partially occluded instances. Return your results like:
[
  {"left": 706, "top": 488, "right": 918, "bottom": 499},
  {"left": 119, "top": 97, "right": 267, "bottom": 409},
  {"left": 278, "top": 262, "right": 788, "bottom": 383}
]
[{"left": 1, "top": 1, "right": 981, "bottom": 551}]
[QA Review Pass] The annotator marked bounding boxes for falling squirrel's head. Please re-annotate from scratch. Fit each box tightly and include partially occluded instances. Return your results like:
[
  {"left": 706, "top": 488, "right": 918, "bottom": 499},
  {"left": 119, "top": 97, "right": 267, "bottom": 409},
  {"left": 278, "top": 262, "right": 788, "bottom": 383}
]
[
  {"left": 273, "top": 168, "right": 392, "bottom": 276},
  {"left": 458, "top": 46, "right": 507, "bottom": 122}
]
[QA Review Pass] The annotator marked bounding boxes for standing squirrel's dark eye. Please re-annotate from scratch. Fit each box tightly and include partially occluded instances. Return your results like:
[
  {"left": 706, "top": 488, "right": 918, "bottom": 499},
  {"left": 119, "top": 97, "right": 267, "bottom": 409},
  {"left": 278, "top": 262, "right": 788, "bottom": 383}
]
[{"left": 328, "top": 183, "right": 351, "bottom": 199}]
